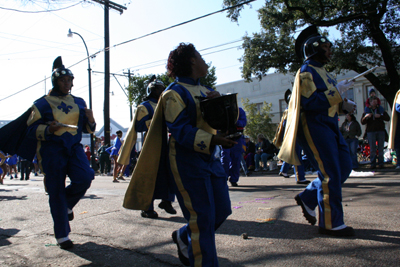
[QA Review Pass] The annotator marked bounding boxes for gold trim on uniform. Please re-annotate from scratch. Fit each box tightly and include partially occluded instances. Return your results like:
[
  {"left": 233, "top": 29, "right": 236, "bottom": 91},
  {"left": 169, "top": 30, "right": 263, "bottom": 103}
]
[
  {"left": 193, "top": 130, "right": 212, "bottom": 155},
  {"left": 45, "top": 95, "right": 79, "bottom": 136},
  {"left": 301, "top": 113, "right": 332, "bottom": 229},
  {"left": 308, "top": 65, "right": 343, "bottom": 117},
  {"left": 36, "top": 125, "right": 47, "bottom": 141},
  {"left": 27, "top": 105, "right": 42, "bottom": 126},
  {"left": 300, "top": 72, "right": 317, "bottom": 98},
  {"left": 169, "top": 137, "right": 202, "bottom": 267},
  {"left": 136, "top": 105, "right": 149, "bottom": 122},
  {"left": 164, "top": 90, "right": 186, "bottom": 123}
]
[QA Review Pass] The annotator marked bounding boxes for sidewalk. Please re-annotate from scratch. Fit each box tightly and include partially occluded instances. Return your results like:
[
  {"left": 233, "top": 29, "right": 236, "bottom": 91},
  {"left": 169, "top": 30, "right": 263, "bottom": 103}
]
[{"left": 0, "top": 168, "right": 399, "bottom": 266}]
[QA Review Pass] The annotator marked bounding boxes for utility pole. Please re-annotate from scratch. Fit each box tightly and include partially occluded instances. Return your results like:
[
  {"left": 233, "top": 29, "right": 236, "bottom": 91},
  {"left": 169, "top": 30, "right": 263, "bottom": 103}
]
[
  {"left": 123, "top": 69, "right": 133, "bottom": 121},
  {"left": 90, "top": 0, "right": 127, "bottom": 145}
]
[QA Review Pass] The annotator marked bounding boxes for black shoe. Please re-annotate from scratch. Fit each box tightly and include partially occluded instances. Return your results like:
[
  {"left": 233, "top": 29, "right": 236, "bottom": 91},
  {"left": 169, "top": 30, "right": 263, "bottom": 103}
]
[
  {"left": 318, "top": 226, "right": 355, "bottom": 237},
  {"left": 158, "top": 201, "right": 177, "bottom": 215},
  {"left": 297, "top": 180, "right": 311, "bottom": 185},
  {"left": 20, "top": 178, "right": 24, "bottom": 181},
  {"left": 294, "top": 194, "right": 317, "bottom": 225},
  {"left": 370, "top": 165, "right": 376, "bottom": 169},
  {"left": 25, "top": 177, "right": 29, "bottom": 181},
  {"left": 68, "top": 211, "right": 74, "bottom": 221},
  {"left": 172, "top": 231, "right": 190, "bottom": 266},
  {"left": 279, "top": 172, "right": 290, "bottom": 178},
  {"left": 117, "top": 176, "right": 125, "bottom": 180},
  {"left": 230, "top": 182, "right": 238, "bottom": 187},
  {"left": 141, "top": 210, "right": 158, "bottom": 219},
  {"left": 58, "top": 240, "right": 74, "bottom": 249}
]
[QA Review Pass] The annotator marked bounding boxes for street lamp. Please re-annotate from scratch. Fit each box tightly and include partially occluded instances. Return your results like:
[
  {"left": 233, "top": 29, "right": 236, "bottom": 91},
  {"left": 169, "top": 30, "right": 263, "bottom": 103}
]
[{"left": 68, "top": 28, "right": 97, "bottom": 171}]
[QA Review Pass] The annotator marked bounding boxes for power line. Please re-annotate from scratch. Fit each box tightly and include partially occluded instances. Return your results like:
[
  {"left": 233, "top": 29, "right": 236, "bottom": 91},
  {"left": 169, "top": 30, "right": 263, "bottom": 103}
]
[
  {"left": 0, "top": 0, "right": 256, "bottom": 102},
  {"left": 0, "top": 1, "right": 84, "bottom": 13},
  {"left": 112, "top": 0, "right": 256, "bottom": 49}
]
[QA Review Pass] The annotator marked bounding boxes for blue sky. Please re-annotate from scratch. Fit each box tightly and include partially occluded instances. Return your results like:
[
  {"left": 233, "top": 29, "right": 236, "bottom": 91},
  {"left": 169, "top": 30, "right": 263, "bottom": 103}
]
[{"left": 0, "top": 0, "right": 266, "bottom": 127}]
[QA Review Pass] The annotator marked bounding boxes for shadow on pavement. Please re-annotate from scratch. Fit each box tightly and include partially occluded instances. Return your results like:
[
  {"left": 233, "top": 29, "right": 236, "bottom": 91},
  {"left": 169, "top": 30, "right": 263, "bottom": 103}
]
[
  {"left": 72, "top": 241, "right": 181, "bottom": 267},
  {"left": 82, "top": 194, "right": 103, "bottom": 200},
  {"left": 0, "top": 228, "right": 20, "bottom": 246},
  {"left": 0, "top": 195, "right": 28, "bottom": 201}
]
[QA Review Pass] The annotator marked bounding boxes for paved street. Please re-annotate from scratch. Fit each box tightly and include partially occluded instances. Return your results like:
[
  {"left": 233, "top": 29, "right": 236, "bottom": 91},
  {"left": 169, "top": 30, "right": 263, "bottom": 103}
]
[{"left": 1, "top": 167, "right": 399, "bottom": 266}]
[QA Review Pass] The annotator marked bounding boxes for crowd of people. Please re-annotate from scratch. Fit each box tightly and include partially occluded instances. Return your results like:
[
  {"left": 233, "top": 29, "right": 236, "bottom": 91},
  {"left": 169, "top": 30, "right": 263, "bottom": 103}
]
[{"left": 1, "top": 26, "right": 398, "bottom": 266}]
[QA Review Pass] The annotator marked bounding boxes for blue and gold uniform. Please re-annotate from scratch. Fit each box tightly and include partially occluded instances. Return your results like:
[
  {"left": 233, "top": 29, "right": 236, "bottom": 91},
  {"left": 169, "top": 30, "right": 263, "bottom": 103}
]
[
  {"left": 26, "top": 90, "right": 95, "bottom": 240},
  {"left": 118, "top": 97, "right": 175, "bottom": 212},
  {"left": 123, "top": 76, "right": 232, "bottom": 266},
  {"left": 279, "top": 59, "right": 352, "bottom": 230}
]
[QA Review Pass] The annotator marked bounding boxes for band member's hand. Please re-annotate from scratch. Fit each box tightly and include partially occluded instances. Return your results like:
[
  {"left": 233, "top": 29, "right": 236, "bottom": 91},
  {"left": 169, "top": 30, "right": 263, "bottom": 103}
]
[
  {"left": 48, "top": 121, "right": 62, "bottom": 134},
  {"left": 211, "top": 134, "right": 237, "bottom": 148},
  {"left": 85, "top": 108, "right": 95, "bottom": 124},
  {"left": 336, "top": 80, "right": 354, "bottom": 95},
  {"left": 206, "top": 91, "right": 221, "bottom": 99},
  {"left": 374, "top": 113, "right": 381, "bottom": 118}
]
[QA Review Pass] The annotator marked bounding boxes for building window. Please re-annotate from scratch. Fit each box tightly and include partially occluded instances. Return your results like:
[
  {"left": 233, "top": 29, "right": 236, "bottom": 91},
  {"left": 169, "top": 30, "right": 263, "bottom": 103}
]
[{"left": 255, "top": 102, "right": 263, "bottom": 112}]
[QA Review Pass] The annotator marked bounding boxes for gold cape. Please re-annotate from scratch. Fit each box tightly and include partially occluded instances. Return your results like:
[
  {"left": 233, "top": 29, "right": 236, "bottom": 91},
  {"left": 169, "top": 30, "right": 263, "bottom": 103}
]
[
  {"left": 277, "top": 70, "right": 302, "bottom": 165},
  {"left": 122, "top": 100, "right": 165, "bottom": 210},
  {"left": 117, "top": 104, "right": 153, "bottom": 166},
  {"left": 388, "top": 90, "right": 400, "bottom": 149},
  {"left": 273, "top": 109, "right": 288, "bottom": 149}
]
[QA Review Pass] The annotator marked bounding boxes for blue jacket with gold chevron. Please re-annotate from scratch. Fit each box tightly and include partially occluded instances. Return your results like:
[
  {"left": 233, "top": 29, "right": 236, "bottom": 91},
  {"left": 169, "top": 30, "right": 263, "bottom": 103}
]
[{"left": 26, "top": 90, "right": 96, "bottom": 155}]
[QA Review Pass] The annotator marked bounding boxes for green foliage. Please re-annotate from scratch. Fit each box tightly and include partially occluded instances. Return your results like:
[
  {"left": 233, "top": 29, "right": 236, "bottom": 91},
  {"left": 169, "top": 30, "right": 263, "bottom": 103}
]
[
  {"left": 223, "top": 0, "right": 400, "bottom": 106},
  {"left": 241, "top": 98, "right": 276, "bottom": 142},
  {"left": 126, "top": 63, "right": 218, "bottom": 107},
  {"left": 201, "top": 64, "right": 218, "bottom": 89}
]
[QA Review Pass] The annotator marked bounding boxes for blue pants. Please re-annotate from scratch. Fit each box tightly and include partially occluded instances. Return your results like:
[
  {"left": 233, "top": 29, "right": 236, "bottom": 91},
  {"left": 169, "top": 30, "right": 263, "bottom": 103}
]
[
  {"left": 221, "top": 144, "right": 242, "bottom": 183},
  {"left": 345, "top": 138, "right": 359, "bottom": 169},
  {"left": 40, "top": 144, "right": 94, "bottom": 239},
  {"left": 367, "top": 131, "right": 385, "bottom": 167},
  {"left": 171, "top": 147, "right": 231, "bottom": 267},
  {"left": 297, "top": 113, "right": 352, "bottom": 229}
]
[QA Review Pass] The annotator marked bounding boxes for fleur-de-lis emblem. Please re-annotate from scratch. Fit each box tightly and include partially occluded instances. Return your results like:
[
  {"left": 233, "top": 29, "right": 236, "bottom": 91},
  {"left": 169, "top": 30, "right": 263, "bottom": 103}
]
[
  {"left": 197, "top": 141, "right": 207, "bottom": 150},
  {"left": 57, "top": 102, "right": 73, "bottom": 114},
  {"left": 326, "top": 74, "right": 337, "bottom": 86},
  {"left": 328, "top": 90, "right": 335, "bottom": 96}
]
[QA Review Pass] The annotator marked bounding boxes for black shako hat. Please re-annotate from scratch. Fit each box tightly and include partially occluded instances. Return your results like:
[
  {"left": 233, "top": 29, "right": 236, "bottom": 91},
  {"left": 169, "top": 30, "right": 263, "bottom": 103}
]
[
  {"left": 295, "top": 25, "right": 331, "bottom": 60},
  {"left": 51, "top": 56, "right": 74, "bottom": 88},
  {"left": 199, "top": 93, "right": 239, "bottom": 135}
]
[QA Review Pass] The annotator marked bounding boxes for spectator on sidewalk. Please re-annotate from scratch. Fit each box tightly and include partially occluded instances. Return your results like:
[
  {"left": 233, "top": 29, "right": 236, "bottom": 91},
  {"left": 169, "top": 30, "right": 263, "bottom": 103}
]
[
  {"left": 361, "top": 96, "right": 390, "bottom": 169},
  {"left": 340, "top": 114, "right": 362, "bottom": 170}
]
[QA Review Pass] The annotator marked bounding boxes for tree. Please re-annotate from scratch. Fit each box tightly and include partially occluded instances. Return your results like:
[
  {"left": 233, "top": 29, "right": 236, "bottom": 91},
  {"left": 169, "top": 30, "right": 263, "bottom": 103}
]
[
  {"left": 126, "top": 63, "right": 218, "bottom": 107},
  {"left": 241, "top": 98, "right": 275, "bottom": 142},
  {"left": 223, "top": 0, "right": 400, "bottom": 106}
]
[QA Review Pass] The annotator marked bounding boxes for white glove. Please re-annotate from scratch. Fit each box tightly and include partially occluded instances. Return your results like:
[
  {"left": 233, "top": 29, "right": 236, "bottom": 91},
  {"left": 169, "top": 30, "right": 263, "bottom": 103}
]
[
  {"left": 336, "top": 80, "right": 354, "bottom": 95},
  {"left": 342, "top": 98, "right": 356, "bottom": 114}
]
